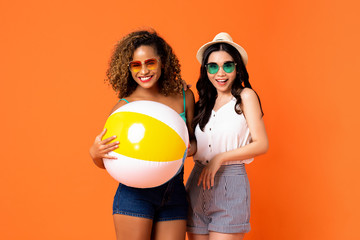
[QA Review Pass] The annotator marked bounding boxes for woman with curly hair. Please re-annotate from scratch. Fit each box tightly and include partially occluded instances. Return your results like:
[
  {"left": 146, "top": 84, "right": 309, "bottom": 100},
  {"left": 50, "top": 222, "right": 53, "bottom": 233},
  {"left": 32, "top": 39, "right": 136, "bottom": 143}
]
[
  {"left": 186, "top": 33, "right": 268, "bottom": 240},
  {"left": 90, "top": 30, "right": 195, "bottom": 240}
]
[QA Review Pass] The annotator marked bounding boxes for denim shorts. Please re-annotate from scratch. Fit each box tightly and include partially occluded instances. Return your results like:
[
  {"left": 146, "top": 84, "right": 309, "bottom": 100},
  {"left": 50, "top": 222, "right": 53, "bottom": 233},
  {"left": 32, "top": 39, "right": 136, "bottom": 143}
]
[
  {"left": 186, "top": 162, "right": 251, "bottom": 234},
  {"left": 113, "top": 169, "right": 188, "bottom": 222}
]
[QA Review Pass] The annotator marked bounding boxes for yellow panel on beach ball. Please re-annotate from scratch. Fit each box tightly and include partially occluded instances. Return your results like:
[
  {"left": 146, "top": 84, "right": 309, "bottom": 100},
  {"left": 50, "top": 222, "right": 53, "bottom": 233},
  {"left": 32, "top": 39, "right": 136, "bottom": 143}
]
[
  {"left": 103, "top": 111, "right": 186, "bottom": 162},
  {"left": 102, "top": 100, "right": 189, "bottom": 188}
]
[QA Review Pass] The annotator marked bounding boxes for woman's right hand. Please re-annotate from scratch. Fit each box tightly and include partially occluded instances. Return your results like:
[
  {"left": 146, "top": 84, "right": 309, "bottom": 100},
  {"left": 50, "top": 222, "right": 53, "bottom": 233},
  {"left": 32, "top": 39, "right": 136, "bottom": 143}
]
[{"left": 89, "top": 129, "right": 119, "bottom": 168}]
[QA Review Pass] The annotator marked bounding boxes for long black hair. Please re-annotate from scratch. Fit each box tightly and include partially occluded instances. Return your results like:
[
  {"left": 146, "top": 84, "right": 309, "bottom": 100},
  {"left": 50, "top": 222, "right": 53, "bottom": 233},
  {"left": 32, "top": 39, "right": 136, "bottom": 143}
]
[{"left": 193, "top": 43, "right": 263, "bottom": 131}]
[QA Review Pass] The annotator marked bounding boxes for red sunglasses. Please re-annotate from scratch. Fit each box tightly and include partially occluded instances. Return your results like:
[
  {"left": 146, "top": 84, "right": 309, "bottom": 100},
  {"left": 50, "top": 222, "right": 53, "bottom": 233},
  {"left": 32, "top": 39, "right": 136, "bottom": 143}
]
[{"left": 128, "top": 58, "right": 159, "bottom": 73}]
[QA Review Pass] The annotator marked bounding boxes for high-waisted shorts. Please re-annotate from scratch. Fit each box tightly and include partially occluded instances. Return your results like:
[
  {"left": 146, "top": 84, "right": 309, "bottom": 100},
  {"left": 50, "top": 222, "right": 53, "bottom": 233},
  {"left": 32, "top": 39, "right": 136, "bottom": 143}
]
[
  {"left": 113, "top": 169, "right": 188, "bottom": 222},
  {"left": 186, "top": 162, "right": 251, "bottom": 234}
]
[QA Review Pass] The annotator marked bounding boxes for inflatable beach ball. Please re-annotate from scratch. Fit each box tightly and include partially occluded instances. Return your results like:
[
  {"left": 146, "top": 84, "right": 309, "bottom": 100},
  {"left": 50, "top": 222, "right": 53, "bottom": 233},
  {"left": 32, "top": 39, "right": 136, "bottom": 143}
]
[{"left": 102, "top": 100, "right": 189, "bottom": 188}]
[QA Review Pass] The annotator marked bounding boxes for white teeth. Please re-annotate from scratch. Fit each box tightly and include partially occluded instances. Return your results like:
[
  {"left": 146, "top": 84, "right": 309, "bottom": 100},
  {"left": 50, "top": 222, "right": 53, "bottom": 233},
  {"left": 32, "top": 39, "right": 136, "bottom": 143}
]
[
  {"left": 216, "top": 79, "right": 227, "bottom": 82},
  {"left": 140, "top": 76, "right": 151, "bottom": 80}
]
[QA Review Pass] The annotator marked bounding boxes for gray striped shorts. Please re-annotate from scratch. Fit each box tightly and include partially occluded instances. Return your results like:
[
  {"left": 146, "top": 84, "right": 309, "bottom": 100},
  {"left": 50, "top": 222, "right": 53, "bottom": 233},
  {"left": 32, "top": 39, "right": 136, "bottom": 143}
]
[{"left": 186, "top": 161, "right": 251, "bottom": 234}]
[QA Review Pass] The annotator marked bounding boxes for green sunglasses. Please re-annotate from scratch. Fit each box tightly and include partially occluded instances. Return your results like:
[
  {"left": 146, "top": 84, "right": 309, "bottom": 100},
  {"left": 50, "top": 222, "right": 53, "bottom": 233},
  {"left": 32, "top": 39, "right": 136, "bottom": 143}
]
[{"left": 205, "top": 61, "right": 237, "bottom": 74}]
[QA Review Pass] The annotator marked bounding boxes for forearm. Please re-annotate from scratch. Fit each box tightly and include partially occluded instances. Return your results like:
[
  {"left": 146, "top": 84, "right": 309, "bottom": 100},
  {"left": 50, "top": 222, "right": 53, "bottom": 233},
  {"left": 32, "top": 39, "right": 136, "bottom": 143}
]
[
  {"left": 89, "top": 148, "right": 106, "bottom": 169},
  {"left": 219, "top": 140, "right": 269, "bottom": 164},
  {"left": 89, "top": 128, "right": 119, "bottom": 169}
]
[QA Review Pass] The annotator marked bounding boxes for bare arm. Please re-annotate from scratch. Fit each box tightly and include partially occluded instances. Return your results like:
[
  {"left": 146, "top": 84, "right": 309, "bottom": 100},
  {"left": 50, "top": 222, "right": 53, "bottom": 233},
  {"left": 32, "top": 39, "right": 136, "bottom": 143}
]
[
  {"left": 185, "top": 89, "right": 197, "bottom": 156},
  {"left": 89, "top": 101, "right": 127, "bottom": 169},
  {"left": 198, "top": 88, "right": 268, "bottom": 188},
  {"left": 217, "top": 88, "right": 268, "bottom": 162},
  {"left": 89, "top": 129, "right": 119, "bottom": 169}
]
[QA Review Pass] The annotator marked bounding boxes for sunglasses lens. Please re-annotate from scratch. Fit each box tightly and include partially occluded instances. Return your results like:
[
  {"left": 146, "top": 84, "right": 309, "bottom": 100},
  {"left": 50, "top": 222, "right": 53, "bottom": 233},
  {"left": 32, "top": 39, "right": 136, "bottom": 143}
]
[
  {"left": 223, "top": 62, "right": 235, "bottom": 73},
  {"left": 129, "top": 61, "right": 142, "bottom": 73},
  {"left": 145, "top": 58, "right": 158, "bottom": 70},
  {"left": 129, "top": 58, "right": 158, "bottom": 73},
  {"left": 206, "top": 63, "right": 219, "bottom": 74}
]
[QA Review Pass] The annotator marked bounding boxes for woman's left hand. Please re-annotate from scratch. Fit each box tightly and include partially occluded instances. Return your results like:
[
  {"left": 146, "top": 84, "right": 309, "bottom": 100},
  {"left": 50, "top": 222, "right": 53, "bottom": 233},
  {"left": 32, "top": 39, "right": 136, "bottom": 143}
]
[
  {"left": 197, "top": 154, "right": 223, "bottom": 189},
  {"left": 181, "top": 79, "right": 192, "bottom": 90},
  {"left": 187, "top": 140, "right": 197, "bottom": 157}
]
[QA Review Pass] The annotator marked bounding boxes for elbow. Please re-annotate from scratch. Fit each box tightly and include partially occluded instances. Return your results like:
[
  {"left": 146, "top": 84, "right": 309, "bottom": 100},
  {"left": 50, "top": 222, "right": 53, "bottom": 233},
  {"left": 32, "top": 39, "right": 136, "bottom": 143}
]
[
  {"left": 256, "top": 139, "right": 269, "bottom": 156},
  {"left": 90, "top": 154, "right": 106, "bottom": 169},
  {"left": 95, "top": 161, "right": 106, "bottom": 169},
  {"left": 260, "top": 140, "right": 269, "bottom": 155},
  {"left": 187, "top": 139, "right": 197, "bottom": 157},
  {"left": 93, "top": 158, "right": 106, "bottom": 169}
]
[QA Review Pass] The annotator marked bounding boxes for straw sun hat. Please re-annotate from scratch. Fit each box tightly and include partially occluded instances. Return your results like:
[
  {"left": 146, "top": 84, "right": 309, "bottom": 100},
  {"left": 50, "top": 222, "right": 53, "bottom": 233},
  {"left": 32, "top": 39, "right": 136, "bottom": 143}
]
[{"left": 196, "top": 32, "right": 248, "bottom": 65}]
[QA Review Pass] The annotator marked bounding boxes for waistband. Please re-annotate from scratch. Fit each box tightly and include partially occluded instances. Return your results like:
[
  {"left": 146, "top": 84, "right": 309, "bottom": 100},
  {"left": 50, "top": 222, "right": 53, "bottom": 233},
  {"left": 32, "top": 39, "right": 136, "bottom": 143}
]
[{"left": 193, "top": 161, "right": 247, "bottom": 176}]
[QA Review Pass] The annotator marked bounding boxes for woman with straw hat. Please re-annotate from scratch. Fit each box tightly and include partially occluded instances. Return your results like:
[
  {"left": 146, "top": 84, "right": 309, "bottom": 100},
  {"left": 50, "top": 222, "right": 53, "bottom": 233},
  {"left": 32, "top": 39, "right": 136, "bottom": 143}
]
[{"left": 186, "top": 32, "right": 269, "bottom": 240}]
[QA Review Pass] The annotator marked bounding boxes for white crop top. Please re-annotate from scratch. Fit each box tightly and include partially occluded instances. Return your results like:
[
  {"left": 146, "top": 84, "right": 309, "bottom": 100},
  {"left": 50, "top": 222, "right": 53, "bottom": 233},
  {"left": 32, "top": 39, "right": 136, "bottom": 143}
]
[{"left": 193, "top": 97, "right": 253, "bottom": 165}]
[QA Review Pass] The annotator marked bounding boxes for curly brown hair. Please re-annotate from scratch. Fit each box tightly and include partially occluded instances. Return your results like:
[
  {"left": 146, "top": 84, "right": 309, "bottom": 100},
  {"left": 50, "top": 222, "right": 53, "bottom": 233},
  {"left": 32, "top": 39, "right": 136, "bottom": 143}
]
[{"left": 105, "top": 30, "right": 183, "bottom": 98}]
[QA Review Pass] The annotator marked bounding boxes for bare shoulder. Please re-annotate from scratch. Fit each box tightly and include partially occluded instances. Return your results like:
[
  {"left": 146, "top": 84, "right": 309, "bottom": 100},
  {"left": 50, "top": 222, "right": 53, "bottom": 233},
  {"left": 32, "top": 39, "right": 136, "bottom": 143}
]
[
  {"left": 109, "top": 99, "right": 128, "bottom": 115},
  {"left": 240, "top": 87, "right": 258, "bottom": 101},
  {"left": 185, "top": 88, "right": 195, "bottom": 111},
  {"left": 185, "top": 88, "right": 195, "bottom": 101},
  {"left": 240, "top": 88, "right": 262, "bottom": 117}
]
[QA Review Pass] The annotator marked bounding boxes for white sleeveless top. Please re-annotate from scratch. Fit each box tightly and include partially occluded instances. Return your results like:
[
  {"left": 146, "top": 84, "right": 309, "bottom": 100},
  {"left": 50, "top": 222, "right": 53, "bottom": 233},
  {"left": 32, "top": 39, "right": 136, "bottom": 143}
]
[{"left": 193, "top": 97, "right": 254, "bottom": 165}]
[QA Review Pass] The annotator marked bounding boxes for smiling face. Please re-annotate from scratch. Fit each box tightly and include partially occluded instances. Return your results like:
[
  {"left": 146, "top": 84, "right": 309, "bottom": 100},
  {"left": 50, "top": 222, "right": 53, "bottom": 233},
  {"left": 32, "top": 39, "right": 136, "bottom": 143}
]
[
  {"left": 130, "top": 45, "right": 162, "bottom": 89},
  {"left": 206, "top": 50, "right": 236, "bottom": 94}
]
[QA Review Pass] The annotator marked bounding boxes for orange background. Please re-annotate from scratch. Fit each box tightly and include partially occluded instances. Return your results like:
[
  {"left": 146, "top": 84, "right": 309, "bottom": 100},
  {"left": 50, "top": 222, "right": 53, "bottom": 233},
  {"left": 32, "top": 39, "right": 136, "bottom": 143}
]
[{"left": 1, "top": 0, "right": 359, "bottom": 239}]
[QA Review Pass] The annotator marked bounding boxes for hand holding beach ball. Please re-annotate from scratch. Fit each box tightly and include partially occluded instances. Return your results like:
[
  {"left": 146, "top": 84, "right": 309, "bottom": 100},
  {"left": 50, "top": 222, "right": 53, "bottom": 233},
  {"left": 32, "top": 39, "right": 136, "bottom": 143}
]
[{"left": 102, "top": 101, "right": 189, "bottom": 188}]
